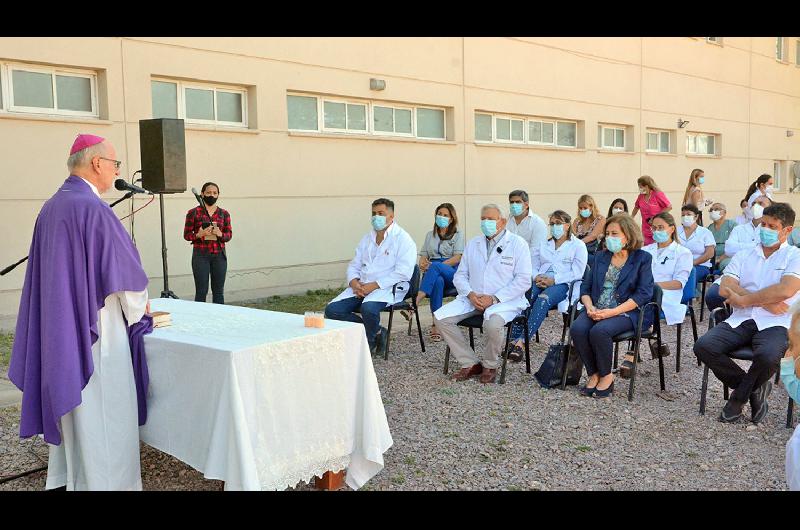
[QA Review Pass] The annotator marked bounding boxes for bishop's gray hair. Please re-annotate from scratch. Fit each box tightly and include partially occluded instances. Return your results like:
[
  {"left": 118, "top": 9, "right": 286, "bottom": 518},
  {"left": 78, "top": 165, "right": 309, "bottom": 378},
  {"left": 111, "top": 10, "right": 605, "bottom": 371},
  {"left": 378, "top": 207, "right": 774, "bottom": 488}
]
[
  {"left": 67, "top": 142, "right": 107, "bottom": 173},
  {"left": 481, "top": 203, "right": 506, "bottom": 218}
]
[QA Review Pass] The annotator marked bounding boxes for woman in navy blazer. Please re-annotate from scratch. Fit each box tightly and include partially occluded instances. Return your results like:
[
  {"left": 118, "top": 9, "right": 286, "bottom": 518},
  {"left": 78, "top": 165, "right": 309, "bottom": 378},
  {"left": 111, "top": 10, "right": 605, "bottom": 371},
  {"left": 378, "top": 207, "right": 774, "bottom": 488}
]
[{"left": 570, "top": 214, "right": 655, "bottom": 398}]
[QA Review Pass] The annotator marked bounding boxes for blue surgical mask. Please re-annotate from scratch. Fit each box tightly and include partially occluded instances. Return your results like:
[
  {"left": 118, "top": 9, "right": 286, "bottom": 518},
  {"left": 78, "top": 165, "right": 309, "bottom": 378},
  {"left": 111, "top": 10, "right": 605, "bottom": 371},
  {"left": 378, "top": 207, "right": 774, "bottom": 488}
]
[
  {"left": 780, "top": 358, "right": 800, "bottom": 404},
  {"left": 371, "top": 215, "right": 387, "bottom": 231},
  {"left": 550, "top": 224, "right": 565, "bottom": 239},
  {"left": 435, "top": 215, "right": 450, "bottom": 228},
  {"left": 579, "top": 209, "right": 592, "bottom": 218},
  {"left": 606, "top": 236, "right": 624, "bottom": 253},
  {"left": 509, "top": 203, "right": 524, "bottom": 216},
  {"left": 652, "top": 230, "right": 670, "bottom": 244},
  {"left": 481, "top": 219, "right": 498, "bottom": 238},
  {"left": 698, "top": 177, "right": 705, "bottom": 185},
  {"left": 759, "top": 226, "right": 780, "bottom": 247}
]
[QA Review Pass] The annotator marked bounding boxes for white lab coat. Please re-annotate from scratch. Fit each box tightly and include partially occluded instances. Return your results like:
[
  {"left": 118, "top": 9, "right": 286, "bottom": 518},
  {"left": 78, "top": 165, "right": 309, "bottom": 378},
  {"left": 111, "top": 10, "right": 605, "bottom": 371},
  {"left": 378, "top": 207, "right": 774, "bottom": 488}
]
[
  {"left": 724, "top": 221, "right": 760, "bottom": 257},
  {"left": 330, "top": 222, "right": 417, "bottom": 306},
  {"left": 531, "top": 235, "right": 588, "bottom": 313},
  {"left": 643, "top": 242, "right": 693, "bottom": 325},
  {"left": 788, "top": 424, "right": 800, "bottom": 491},
  {"left": 434, "top": 230, "right": 533, "bottom": 323}
]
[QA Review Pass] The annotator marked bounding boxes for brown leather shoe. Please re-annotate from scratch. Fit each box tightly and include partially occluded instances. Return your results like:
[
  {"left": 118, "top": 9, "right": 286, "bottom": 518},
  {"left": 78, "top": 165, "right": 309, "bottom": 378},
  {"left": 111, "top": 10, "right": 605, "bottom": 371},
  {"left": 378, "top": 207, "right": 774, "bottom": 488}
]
[
  {"left": 452, "top": 363, "right": 483, "bottom": 381},
  {"left": 479, "top": 368, "right": 497, "bottom": 384}
]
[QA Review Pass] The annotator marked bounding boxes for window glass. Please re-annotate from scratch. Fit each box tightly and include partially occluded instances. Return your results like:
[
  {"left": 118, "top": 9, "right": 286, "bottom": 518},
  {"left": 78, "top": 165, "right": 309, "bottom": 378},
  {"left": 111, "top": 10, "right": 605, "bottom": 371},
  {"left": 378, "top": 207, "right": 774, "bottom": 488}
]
[
  {"left": 475, "top": 113, "right": 492, "bottom": 141},
  {"left": 705, "top": 135, "right": 715, "bottom": 154},
  {"left": 216, "top": 91, "right": 243, "bottom": 123},
  {"left": 347, "top": 104, "right": 367, "bottom": 131},
  {"left": 529, "top": 121, "right": 542, "bottom": 142},
  {"left": 615, "top": 129, "right": 624, "bottom": 148},
  {"left": 556, "top": 122, "right": 575, "bottom": 147},
  {"left": 603, "top": 127, "right": 614, "bottom": 147},
  {"left": 185, "top": 88, "right": 214, "bottom": 120},
  {"left": 647, "top": 132, "right": 658, "bottom": 151},
  {"left": 542, "top": 122, "right": 555, "bottom": 144},
  {"left": 287, "top": 95, "right": 318, "bottom": 130},
  {"left": 496, "top": 118, "right": 511, "bottom": 141},
  {"left": 152, "top": 81, "right": 178, "bottom": 119},
  {"left": 55, "top": 75, "right": 91, "bottom": 112},
  {"left": 511, "top": 120, "right": 523, "bottom": 142},
  {"left": 324, "top": 101, "right": 347, "bottom": 129},
  {"left": 777, "top": 37, "right": 784, "bottom": 60},
  {"left": 373, "top": 105, "right": 394, "bottom": 132},
  {"left": 12, "top": 70, "right": 54, "bottom": 108},
  {"left": 395, "top": 108, "right": 412, "bottom": 134},
  {"left": 417, "top": 107, "right": 445, "bottom": 138},
  {"left": 659, "top": 131, "right": 670, "bottom": 152}
]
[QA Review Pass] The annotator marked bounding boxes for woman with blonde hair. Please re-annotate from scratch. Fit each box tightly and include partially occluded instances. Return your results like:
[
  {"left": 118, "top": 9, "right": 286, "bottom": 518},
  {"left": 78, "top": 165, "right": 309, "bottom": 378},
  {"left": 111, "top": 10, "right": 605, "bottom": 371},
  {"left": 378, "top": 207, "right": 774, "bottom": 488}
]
[
  {"left": 572, "top": 194, "right": 605, "bottom": 267},
  {"left": 682, "top": 168, "right": 712, "bottom": 226},
  {"left": 631, "top": 175, "right": 672, "bottom": 246}
]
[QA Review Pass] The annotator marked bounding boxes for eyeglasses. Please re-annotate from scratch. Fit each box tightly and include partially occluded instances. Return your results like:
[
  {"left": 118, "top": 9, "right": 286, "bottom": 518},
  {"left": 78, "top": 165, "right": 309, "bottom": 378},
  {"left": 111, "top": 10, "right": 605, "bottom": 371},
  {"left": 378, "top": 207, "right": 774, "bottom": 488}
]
[{"left": 99, "top": 157, "right": 122, "bottom": 170}]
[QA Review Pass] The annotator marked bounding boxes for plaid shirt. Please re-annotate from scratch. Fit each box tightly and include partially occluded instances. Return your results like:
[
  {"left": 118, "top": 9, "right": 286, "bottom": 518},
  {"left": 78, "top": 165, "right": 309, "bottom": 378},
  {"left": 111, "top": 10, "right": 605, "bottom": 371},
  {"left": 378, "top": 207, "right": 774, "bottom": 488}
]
[{"left": 183, "top": 206, "right": 232, "bottom": 254}]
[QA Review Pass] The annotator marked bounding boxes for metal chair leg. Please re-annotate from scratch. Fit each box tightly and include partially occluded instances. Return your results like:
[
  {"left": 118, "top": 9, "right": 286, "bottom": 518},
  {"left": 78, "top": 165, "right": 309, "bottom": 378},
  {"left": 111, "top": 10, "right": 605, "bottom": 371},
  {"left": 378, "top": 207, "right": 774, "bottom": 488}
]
[
  {"left": 613, "top": 342, "right": 619, "bottom": 370},
  {"left": 560, "top": 344, "right": 571, "bottom": 390},
  {"left": 628, "top": 338, "right": 639, "bottom": 402},
  {"left": 412, "top": 299, "right": 425, "bottom": 353},
  {"left": 443, "top": 345, "right": 450, "bottom": 374},
  {"left": 788, "top": 399, "right": 795, "bottom": 429},
  {"left": 385, "top": 306, "right": 394, "bottom": 360},
  {"left": 723, "top": 385, "right": 729, "bottom": 401},
  {"left": 524, "top": 322, "right": 531, "bottom": 374},
  {"left": 700, "top": 280, "right": 707, "bottom": 322},
  {"left": 699, "top": 364, "right": 709, "bottom": 415},
  {"left": 689, "top": 306, "right": 698, "bottom": 341},
  {"left": 535, "top": 330, "right": 540, "bottom": 343},
  {"left": 676, "top": 323, "right": 682, "bottom": 374},
  {"left": 499, "top": 326, "right": 511, "bottom": 384},
  {"left": 469, "top": 328, "right": 475, "bottom": 351}
]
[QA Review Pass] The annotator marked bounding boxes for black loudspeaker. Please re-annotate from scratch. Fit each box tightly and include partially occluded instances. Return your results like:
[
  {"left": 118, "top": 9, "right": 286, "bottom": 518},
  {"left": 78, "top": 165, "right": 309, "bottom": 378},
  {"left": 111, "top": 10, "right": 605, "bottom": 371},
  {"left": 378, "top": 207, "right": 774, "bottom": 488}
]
[{"left": 139, "top": 118, "right": 187, "bottom": 194}]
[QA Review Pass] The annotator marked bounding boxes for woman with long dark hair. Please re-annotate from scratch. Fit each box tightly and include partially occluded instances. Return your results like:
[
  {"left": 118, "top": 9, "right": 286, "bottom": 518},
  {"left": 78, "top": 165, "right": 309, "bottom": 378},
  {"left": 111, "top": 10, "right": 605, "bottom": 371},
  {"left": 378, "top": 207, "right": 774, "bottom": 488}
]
[
  {"left": 183, "top": 182, "right": 232, "bottom": 304},
  {"left": 745, "top": 174, "right": 774, "bottom": 210},
  {"left": 415, "top": 203, "right": 464, "bottom": 341}
]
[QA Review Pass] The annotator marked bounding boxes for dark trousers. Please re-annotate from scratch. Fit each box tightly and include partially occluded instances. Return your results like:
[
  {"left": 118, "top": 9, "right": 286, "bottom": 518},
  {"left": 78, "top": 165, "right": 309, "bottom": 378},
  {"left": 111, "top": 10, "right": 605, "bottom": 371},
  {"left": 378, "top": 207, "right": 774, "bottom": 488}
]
[
  {"left": 704, "top": 282, "right": 726, "bottom": 313},
  {"left": 324, "top": 296, "right": 387, "bottom": 349},
  {"left": 192, "top": 248, "right": 227, "bottom": 304},
  {"left": 570, "top": 311, "right": 634, "bottom": 377},
  {"left": 693, "top": 319, "right": 787, "bottom": 403}
]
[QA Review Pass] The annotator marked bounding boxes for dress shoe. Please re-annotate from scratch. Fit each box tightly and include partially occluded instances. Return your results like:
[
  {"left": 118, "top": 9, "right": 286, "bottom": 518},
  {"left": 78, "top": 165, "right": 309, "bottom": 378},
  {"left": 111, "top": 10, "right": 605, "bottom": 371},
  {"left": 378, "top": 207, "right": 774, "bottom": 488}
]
[
  {"left": 718, "top": 398, "right": 745, "bottom": 423},
  {"left": 452, "top": 363, "right": 483, "bottom": 381},
  {"left": 593, "top": 381, "right": 614, "bottom": 398},
  {"left": 749, "top": 380, "right": 773, "bottom": 424},
  {"left": 479, "top": 367, "right": 497, "bottom": 384},
  {"left": 506, "top": 344, "right": 524, "bottom": 363},
  {"left": 579, "top": 385, "right": 597, "bottom": 397}
]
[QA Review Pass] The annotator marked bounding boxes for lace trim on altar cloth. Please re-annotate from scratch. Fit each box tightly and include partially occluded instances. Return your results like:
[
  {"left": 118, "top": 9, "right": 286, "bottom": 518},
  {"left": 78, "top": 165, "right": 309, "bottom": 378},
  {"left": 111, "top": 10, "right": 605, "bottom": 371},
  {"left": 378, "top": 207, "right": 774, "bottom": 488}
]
[{"left": 263, "top": 453, "right": 352, "bottom": 491}]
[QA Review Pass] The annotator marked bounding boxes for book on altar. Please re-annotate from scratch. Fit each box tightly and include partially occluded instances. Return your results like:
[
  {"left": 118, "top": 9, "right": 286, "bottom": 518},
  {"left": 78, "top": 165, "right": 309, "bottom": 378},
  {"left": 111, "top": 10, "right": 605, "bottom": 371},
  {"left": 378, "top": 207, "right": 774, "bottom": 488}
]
[{"left": 150, "top": 311, "right": 172, "bottom": 328}]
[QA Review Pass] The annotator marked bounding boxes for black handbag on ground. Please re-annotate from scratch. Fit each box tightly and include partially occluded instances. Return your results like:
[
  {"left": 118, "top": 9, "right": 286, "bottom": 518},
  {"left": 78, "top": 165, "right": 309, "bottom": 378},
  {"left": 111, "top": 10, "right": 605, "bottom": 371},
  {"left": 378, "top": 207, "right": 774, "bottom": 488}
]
[{"left": 534, "top": 342, "right": 584, "bottom": 388}]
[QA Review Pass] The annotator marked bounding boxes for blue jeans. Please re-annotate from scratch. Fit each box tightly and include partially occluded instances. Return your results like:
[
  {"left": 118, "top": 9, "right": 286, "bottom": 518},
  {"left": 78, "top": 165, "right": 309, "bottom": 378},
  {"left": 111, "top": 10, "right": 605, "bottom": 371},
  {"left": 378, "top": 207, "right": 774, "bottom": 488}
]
[
  {"left": 695, "top": 265, "right": 711, "bottom": 283},
  {"left": 704, "top": 282, "right": 726, "bottom": 313},
  {"left": 570, "top": 311, "right": 634, "bottom": 377},
  {"left": 510, "top": 283, "right": 569, "bottom": 342},
  {"left": 420, "top": 259, "right": 458, "bottom": 314},
  {"left": 324, "top": 297, "right": 388, "bottom": 349}
]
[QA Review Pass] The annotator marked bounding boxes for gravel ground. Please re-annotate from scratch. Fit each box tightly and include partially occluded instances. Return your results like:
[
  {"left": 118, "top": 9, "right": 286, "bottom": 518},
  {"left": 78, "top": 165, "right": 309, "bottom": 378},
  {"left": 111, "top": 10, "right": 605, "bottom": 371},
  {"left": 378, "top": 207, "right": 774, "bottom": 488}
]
[{"left": 1, "top": 298, "right": 796, "bottom": 491}]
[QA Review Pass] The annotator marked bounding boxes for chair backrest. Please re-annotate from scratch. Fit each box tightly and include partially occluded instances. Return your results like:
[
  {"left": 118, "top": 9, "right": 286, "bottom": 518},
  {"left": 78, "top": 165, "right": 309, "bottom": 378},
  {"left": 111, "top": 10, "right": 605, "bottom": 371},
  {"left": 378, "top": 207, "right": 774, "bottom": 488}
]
[
  {"left": 406, "top": 264, "right": 421, "bottom": 300},
  {"left": 680, "top": 267, "right": 697, "bottom": 304}
]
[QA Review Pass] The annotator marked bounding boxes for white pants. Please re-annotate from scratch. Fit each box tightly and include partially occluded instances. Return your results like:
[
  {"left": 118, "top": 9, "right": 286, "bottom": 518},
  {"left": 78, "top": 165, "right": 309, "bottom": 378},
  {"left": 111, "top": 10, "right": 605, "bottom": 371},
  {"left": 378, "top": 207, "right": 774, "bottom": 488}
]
[{"left": 45, "top": 290, "right": 147, "bottom": 491}]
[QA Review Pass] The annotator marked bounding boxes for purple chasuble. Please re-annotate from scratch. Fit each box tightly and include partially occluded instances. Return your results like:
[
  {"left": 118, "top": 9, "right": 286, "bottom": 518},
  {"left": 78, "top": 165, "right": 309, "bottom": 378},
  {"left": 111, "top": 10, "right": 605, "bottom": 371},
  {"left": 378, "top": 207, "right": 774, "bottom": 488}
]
[{"left": 9, "top": 175, "right": 150, "bottom": 445}]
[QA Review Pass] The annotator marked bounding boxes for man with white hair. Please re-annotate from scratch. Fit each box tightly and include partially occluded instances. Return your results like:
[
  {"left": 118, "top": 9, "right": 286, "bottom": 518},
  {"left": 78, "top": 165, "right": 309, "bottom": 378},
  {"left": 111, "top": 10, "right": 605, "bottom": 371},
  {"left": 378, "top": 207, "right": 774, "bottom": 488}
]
[
  {"left": 9, "top": 134, "right": 151, "bottom": 490},
  {"left": 434, "top": 204, "right": 532, "bottom": 384}
]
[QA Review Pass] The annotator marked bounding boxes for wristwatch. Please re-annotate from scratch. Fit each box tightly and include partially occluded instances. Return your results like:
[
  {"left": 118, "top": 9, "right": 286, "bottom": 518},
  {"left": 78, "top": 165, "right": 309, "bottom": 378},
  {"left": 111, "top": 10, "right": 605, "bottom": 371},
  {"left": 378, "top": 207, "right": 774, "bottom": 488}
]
[{"left": 493, "top": 295, "right": 500, "bottom": 304}]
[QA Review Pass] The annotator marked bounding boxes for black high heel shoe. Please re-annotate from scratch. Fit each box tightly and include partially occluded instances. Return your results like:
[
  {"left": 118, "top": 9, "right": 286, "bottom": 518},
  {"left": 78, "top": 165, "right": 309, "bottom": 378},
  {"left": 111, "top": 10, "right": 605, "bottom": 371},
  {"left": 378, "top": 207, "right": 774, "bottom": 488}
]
[
  {"left": 593, "top": 381, "right": 614, "bottom": 398},
  {"left": 579, "top": 384, "right": 597, "bottom": 397}
]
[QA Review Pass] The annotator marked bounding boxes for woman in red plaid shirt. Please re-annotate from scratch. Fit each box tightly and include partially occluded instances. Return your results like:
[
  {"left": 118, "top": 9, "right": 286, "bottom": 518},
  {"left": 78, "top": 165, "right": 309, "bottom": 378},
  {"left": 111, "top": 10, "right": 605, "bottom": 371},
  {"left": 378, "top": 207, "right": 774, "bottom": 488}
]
[{"left": 183, "top": 182, "right": 232, "bottom": 304}]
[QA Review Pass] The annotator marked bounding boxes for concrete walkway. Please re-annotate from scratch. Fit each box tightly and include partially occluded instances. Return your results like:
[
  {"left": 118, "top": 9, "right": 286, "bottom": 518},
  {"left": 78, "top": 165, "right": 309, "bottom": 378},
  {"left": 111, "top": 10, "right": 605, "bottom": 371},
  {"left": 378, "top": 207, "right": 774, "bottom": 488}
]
[{"left": 0, "top": 378, "right": 21, "bottom": 408}]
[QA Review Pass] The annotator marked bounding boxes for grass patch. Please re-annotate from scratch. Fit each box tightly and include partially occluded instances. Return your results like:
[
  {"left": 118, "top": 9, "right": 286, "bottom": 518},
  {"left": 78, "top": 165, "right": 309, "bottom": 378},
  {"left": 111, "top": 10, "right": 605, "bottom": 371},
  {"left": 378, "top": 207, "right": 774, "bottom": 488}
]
[
  {"left": 404, "top": 455, "right": 417, "bottom": 466},
  {"left": 575, "top": 445, "right": 592, "bottom": 452},
  {"left": 234, "top": 288, "right": 342, "bottom": 315},
  {"left": 391, "top": 474, "right": 406, "bottom": 485},
  {"left": 0, "top": 332, "right": 13, "bottom": 370},
  {"left": 443, "top": 432, "right": 459, "bottom": 438},
  {"left": 439, "top": 387, "right": 457, "bottom": 396}
]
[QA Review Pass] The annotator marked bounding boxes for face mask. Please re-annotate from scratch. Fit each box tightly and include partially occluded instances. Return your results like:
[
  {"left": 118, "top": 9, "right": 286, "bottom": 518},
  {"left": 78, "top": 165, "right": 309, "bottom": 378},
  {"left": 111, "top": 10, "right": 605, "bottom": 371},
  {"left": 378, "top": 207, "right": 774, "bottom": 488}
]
[
  {"left": 550, "top": 224, "right": 565, "bottom": 239},
  {"left": 652, "top": 230, "right": 670, "bottom": 244},
  {"left": 638, "top": 188, "right": 647, "bottom": 195},
  {"left": 759, "top": 226, "right": 780, "bottom": 247},
  {"left": 371, "top": 215, "right": 387, "bottom": 231},
  {"left": 682, "top": 215, "right": 696, "bottom": 227},
  {"left": 766, "top": 185, "right": 775, "bottom": 195},
  {"left": 203, "top": 196, "right": 217, "bottom": 206},
  {"left": 481, "top": 219, "right": 498, "bottom": 238},
  {"left": 780, "top": 358, "right": 800, "bottom": 404},
  {"left": 579, "top": 209, "right": 592, "bottom": 218},
  {"left": 435, "top": 215, "right": 450, "bottom": 228},
  {"left": 710, "top": 210, "right": 722, "bottom": 221},
  {"left": 509, "top": 203, "right": 524, "bottom": 216},
  {"left": 752, "top": 204, "right": 765, "bottom": 219},
  {"left": 697, "top": 177, "right": 705, "bottom": 185},
  {"left": 612, "top": 208, "right": 624, "bottom": 216},
  {"left": 606, "top": 236, "right": 624, "bottom": 253}
]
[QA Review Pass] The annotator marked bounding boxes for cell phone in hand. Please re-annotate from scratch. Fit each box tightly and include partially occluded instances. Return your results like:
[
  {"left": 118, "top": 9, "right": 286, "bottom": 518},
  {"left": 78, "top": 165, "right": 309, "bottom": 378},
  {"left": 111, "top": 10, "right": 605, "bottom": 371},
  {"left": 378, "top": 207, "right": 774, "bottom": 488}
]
[{"left": 201, "top": 221, "right": 212, "bottom": 229}]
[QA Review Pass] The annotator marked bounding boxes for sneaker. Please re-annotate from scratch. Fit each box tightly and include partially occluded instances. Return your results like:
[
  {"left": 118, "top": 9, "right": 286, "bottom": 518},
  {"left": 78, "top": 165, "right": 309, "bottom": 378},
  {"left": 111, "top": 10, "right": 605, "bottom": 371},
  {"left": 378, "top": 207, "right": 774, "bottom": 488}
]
[
  {"left": 749, "top": 381, "right": 773, "bottom": 424},
  {"left": 718, "top": 399, "right": 745, "bottom": 423}
]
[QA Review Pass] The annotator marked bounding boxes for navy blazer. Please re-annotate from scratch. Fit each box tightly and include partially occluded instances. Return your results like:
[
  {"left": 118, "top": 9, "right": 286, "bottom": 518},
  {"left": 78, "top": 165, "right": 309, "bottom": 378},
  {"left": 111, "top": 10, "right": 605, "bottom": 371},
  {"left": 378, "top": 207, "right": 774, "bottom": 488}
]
[{"left": 580, "top": 249, "right": 655, "bottom": 328}]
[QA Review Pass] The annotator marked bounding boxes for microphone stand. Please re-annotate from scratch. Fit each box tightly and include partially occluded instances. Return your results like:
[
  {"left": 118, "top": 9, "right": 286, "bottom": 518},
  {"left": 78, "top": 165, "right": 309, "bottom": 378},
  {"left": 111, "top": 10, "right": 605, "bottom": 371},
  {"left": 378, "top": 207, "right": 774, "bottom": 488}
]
[{"left": 1, "top": 191, "right": 135, "bottom": 277}]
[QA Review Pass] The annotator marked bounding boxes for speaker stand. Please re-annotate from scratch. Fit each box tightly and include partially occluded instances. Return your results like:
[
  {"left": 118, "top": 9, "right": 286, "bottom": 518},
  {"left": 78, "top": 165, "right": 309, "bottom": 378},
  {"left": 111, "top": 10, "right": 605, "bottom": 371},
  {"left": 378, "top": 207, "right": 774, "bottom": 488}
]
[{"left": 158, "top": 193, "right": 179, "bottom": 299}]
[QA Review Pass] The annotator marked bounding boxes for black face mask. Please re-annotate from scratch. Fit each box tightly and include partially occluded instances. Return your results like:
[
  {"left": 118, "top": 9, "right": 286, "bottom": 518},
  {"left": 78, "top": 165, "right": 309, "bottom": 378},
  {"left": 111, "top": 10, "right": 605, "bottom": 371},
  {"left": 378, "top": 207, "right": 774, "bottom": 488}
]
[{"left": 203, "top": 196, "right": 217, "bottom": 206}]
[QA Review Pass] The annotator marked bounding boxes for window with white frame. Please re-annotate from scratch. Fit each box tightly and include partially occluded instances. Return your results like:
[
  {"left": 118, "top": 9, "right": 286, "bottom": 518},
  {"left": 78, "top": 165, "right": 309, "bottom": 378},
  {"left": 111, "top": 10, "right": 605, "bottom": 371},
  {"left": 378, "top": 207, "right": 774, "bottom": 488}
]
[
  {"left": 646, "top": 129, "right": 671, "bottom": 153},
  {"left": 706, "top": 37, "right": 721, "bottom": 45},
  {"left": 475, "top": 113, "right": 492, "bottom": 142},
  {"left": 686, "top": 132, "right": 717, "bottom": 155},
  {"left": 774, "top": 161, "right": 783, "bottom": 190},
  {"left": 286, "top": 93, "right": 446, "bottom": 140},
  {"left": 599, "top": 124, "right": 626, "bottom": 150},
  {"left": 151, "top": 79, "right": 247, "bottom": 127},
  {"left": 777, "top": 37, "right": 786, "bottom": 61},
  {"left": 796, "top": 39, "right": 800, "bottom": 65},
  {"left": 0, "top": 63, "right": 98, "bottom": 117},
  {"left": 474, "top": 112, "right": 577, "bottom": 147},
  {"left": 494, "top": 116, "right": 524, "bottom": 143}
]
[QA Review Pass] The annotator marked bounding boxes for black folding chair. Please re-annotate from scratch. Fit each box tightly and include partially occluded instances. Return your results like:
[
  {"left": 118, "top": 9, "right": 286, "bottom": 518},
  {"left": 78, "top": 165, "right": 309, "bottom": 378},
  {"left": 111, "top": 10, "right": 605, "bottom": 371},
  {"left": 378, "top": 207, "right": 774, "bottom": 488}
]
[
  {"left": 443, "top": 288, "right": 532, "bottom": 384},
  {"left": 698, "top": 256, "right": 720, "bottom": 323},
  {"left": 667, "top": 267, "right": 699, "bottom": 373},
  {"left": 698, "top": 307, "right": 794, "bottom": 428},
  {"left": 534, "top": 277, "right": 584, "bottom": 345},
  {"left": 358, "top": 264, "right": 425, "bottom": 360}
]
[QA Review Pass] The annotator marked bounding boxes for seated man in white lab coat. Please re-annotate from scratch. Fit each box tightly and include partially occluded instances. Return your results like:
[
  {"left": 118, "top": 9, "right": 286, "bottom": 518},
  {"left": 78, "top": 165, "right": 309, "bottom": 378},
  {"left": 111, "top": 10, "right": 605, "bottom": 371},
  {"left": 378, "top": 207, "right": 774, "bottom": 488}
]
[
  {"left": 325, "top": 198, "right": 417, "bottom": 355},
  {"left": 434, "top": 204, "right": 533, "bottom": 384}
]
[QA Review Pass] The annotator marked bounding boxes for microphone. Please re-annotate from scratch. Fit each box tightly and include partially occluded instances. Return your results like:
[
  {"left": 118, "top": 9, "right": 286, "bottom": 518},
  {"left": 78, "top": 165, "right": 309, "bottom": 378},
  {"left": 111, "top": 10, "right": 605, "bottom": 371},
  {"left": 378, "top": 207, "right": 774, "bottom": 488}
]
[{"left": 115, "top": 179, "right": 152, "bottom": 195}]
